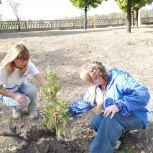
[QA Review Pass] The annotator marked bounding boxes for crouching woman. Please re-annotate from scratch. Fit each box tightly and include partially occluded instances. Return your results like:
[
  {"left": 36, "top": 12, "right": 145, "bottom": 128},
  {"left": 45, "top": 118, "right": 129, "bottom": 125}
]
[
  {"left": 0, "top": 44, "right": 43, "bottom": 119},
  {"left": 80, "top": 61, "right": 150, "bottom": 153}
]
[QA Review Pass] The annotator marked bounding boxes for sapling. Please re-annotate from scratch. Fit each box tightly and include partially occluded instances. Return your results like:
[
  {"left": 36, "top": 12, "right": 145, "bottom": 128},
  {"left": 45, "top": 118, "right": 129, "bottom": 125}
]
[{"left": 40, "top": 68, "right": 69, "bottom": 140}]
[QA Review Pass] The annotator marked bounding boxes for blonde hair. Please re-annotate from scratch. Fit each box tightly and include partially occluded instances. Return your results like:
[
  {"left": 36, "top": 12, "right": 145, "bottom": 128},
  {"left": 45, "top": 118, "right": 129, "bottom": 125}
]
[
  {"left": 0, "top": 44, "right": 30, "bottom": 77},
  {"left": 80, "top": 61, "right": 107, "bottom": 106}
]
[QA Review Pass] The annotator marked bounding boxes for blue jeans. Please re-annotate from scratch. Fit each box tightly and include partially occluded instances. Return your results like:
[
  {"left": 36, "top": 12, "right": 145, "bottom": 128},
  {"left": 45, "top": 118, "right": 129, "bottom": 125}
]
[
  {"left": 90, "top": 113, "right": 145, "bottom": 153},
  {"left": 0, "top": 83, "right": 37, "bottom": 112}
]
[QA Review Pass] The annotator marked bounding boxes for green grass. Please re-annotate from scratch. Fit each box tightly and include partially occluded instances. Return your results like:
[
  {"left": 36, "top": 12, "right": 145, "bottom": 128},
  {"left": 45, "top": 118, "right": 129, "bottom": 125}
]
[
  {"left": 127, "top": 40, "right": 136, "bottom": 46},
  {"left": 127, "top": 39, "right": 153, "bottom": 46},
  {"left": 118, "top": 146, "right": 134, "bottom": 153}
]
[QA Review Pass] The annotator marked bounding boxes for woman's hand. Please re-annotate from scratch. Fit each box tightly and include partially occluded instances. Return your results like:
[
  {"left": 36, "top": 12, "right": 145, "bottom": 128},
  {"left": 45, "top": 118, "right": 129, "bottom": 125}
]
[
  {"left": 34, "top": 72, "right": 44, "bottom": 85},
  {"left": 13, "top": 92, "right": 29, "bottom": 104},
  {"left": 103, "top": 104, "right": 119, "bottom": 119}
]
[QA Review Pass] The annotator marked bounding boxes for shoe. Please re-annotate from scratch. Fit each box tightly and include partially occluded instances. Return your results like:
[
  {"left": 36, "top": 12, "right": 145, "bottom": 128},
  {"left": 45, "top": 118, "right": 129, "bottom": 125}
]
[
  {"left": 115, "top": 140, "right": 121, "bottom": 149},
  {"left": 29, "top": 109, "right": 39, "bottom": 119},
  {"left": 115, "top": 131, "right": 129, "bottom": 150},
  {"left": 12, "top": 108, "right": 21, "bottom": 119}
]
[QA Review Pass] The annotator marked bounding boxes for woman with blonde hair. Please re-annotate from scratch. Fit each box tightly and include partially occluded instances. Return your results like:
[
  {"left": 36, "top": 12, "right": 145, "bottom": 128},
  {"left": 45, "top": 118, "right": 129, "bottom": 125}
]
[
  {"left": 80, "top": 61, "right": 108, "bottom": 113},
  {"left": 0, "top": 44, "right": 43, "bottom": 119},
  {"left": 78, "top": 61, "right": 150, "bottom": 153}
]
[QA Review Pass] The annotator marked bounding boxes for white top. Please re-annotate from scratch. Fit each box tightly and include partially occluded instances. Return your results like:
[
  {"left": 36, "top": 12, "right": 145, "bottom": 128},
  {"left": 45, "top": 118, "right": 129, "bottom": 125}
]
[
  {"left": 83, "top": 85, "right": 103, "bottom": 105},
  {"left": 0, "top": 61, "right": 39, "bottom": 92},
  {"left": 83, "top": 68, "right": 111, "bottom": 106}
]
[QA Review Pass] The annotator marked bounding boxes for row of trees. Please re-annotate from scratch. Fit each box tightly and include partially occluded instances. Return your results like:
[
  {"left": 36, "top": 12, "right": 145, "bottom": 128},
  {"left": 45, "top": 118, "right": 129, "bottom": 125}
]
[
  {"left": 70, "top": 0, "right": 153, "bottom": 33},
  {"left": 116, "top": 0, "right": 153, "bottom": 32},
  {"left": 1, "top": 0, "right": 153, "bottom": 33}
]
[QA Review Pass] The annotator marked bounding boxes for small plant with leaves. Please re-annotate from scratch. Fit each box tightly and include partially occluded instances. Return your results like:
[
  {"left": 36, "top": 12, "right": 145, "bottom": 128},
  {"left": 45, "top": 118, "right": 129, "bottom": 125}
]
[
  {"left": 40, "top": 68, "right": 70, "bottom": 140},
  {"left": 40, "top": 68, "right": 62, "bottom": 101}
]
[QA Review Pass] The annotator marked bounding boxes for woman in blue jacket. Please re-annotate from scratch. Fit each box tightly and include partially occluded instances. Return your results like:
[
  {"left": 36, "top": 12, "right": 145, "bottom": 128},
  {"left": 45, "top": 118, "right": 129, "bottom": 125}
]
[{"left": 79, "top": 61, "right": 150, "bottom": 153}]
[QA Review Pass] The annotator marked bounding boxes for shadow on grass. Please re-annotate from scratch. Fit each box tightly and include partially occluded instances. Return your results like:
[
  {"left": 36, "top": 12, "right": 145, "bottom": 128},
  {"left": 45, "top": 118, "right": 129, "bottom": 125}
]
[
  {"left": 0, "top": 27, "right": 125, "bottom": 40},
  {"left": 31, "top": 48, "right": 88, "bottom": 89},
  {"left": 144, "top": 31, "right": 153, "bottom": 34},
  {"left": 0, "top": 51, "right": 6, "bottom": 61}
]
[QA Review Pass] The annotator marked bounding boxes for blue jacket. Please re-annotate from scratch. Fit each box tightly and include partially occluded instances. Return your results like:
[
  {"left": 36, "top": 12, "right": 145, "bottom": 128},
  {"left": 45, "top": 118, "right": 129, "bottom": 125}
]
[
  {"left": 99, "top": 69, "right": 150, "bottom": 126},
  {"left": 69, "top": 69, "right": 150, "bottom": 126}
]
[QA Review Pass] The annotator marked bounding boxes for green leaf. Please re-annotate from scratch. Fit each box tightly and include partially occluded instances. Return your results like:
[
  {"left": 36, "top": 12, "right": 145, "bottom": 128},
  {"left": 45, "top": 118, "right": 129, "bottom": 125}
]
[{"left": 70, "top": 0, "right": 103, "bottom": 9}]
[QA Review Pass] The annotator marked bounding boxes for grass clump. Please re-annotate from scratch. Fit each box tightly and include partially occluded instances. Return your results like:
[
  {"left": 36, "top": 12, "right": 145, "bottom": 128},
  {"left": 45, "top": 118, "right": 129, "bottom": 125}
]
[{"left": 119, "top": 146, "right": 134, "bottom": 153}]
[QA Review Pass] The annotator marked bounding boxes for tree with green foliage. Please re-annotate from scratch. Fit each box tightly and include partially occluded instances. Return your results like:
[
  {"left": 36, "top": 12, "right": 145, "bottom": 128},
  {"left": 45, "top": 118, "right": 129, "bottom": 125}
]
[
  {"left": 116, "top": 0, "right": 133, "bottom": 33},
  {"left": 69, "top": 0, "right": 103, "bottom": 30},
  {"left": 133, "top": 0, "right": 153, "bottom": 27},
  {"left": 116, "top": 0, "right": 153, "bottom": 32}
]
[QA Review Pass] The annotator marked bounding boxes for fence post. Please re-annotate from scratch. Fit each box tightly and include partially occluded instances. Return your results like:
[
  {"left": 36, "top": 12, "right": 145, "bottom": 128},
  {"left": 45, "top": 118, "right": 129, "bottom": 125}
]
[
  {"left": 17, "top": 20, "right": 21, "bottom": 32},
  {"left": 24, "top": 21, "right": 27, "bottom": 30}
]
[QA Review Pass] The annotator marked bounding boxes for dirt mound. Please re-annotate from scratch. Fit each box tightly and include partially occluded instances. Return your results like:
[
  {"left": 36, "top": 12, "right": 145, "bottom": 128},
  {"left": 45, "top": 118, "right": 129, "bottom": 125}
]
[{"left": 16, "top": 137, "right": 91, "bottom": 153}]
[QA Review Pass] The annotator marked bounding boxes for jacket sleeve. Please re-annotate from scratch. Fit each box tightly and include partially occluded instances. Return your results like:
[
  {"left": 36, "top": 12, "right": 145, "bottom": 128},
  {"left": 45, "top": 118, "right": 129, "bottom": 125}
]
[
  {"left": 68, "top": 86, "right": 96, "bottom": 117},
  {"left": 115, "top": 73, "right": 150, "bottom": 116}
]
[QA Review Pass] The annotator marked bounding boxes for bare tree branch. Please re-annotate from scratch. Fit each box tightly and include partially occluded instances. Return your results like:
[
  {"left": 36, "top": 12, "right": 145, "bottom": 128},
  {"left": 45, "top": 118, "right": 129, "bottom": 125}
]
[
  {"left": 7, "top": 0, "right": 20, "bottom": 20},
  {"left": 7, "top": 0, "right": 21, "bottom": 31}
]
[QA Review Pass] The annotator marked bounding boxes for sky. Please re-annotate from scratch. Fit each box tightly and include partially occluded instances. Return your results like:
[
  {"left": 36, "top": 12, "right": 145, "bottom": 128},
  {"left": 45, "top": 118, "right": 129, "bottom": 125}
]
[{"left": 0, "top": 0, "right": 153, "bottom": 21}]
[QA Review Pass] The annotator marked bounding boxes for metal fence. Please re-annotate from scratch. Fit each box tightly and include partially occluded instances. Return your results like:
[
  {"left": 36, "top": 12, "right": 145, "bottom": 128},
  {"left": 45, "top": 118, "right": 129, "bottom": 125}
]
[
  {"left": 141, "top": 17, "right": 153, "bottom": 24},
  {"left": 0, "top": 17, "right": 152, "bottom": 32}
]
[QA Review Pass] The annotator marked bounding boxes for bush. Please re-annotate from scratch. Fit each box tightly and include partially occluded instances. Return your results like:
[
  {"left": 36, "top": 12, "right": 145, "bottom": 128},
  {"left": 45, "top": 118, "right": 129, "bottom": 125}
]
[{"left": 40, "top": 68, "right": 70, "bottom": 140}]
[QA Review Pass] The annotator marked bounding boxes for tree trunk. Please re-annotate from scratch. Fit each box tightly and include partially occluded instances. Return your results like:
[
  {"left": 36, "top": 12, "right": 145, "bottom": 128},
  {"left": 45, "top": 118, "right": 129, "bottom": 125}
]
[
  {"left": 17, "top": 17, "right": 21, "bottom": 32},
  {"left": 84, "top": 6, "right": 87, "bottom": 30},
  {"left": 127, "top": 0, "right": 132, "bottom": 33},
  {"left": 132, "top": 10, "right": 134, "bottom": 27},
  {"left": 135, "top": 8, "right": 139, "bottom": 27},
  {"left": 138, "top": 9, "right": 141, "bottom": 27}
]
